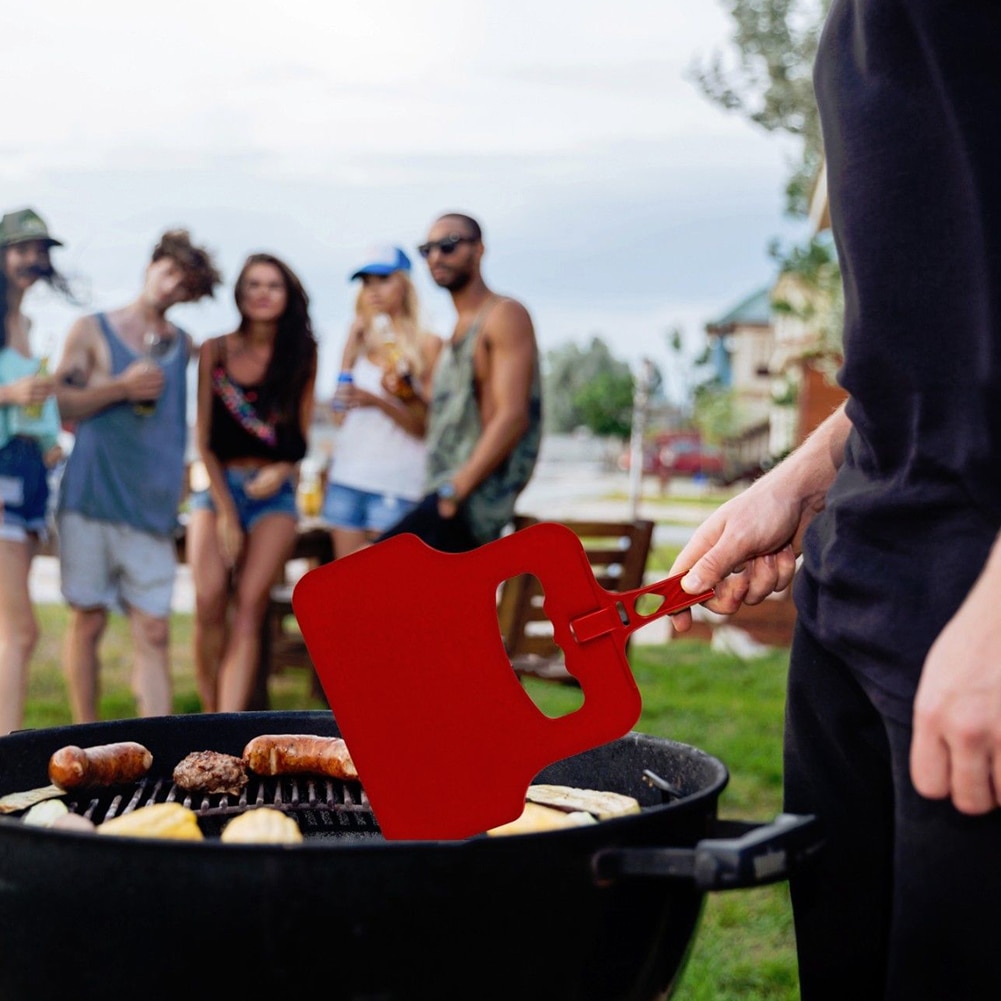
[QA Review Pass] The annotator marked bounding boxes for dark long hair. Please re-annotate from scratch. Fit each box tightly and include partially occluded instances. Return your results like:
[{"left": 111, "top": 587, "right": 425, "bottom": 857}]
[
  {"left": 234, "top": 253, "right": 318, "bottom": 422},
  {"left": 0, "top": 246, "right": 77, "bottom": 348}
]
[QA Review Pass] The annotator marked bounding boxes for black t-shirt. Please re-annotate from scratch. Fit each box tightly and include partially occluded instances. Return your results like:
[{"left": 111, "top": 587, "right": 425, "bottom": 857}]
[{"left": 796, "top": 0, "right": 1001, "bottom": 721}]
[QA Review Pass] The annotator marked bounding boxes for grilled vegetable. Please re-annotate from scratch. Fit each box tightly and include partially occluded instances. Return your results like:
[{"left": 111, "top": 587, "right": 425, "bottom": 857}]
[
  {"left": 21, "top": 799, "right": 69, "bottom": 828},
  {"left": 0, "top": 784, "right": 65, "bottom": 815},
  {"left": 486, "top": 803, "right": 597, "bottom": 836},
  {"left": 51, "top": 812, "right": 97, "bottom": 834},
  {"left": 526, "top": 785, "right": 641, "bottom": 819},
  {"left": 220, "top": 807, "right": 303, "bottom": 845},
  {"left": 97, "top": 802, "right": 203, "bottom": 841},
  {"left": 49, "top": 742, "right": 153, "bottom": 790}
]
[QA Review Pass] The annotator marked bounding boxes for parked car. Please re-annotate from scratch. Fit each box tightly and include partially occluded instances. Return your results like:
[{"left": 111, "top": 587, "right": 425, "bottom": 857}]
[
  {"left": 655, "top": 431, "right": 725, "bottom": 480},
  {"left": 618, "top": 431, "right": 725, "bottom": 483}
]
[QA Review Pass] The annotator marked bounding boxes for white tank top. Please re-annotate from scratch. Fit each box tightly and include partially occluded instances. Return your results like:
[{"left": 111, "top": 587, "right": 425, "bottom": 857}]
[{"left": 328, "top": 355, "right": 427, "bottom": 499}]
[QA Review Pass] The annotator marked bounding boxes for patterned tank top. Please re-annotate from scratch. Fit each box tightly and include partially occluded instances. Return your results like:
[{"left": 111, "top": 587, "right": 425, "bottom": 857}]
[{"left": 424, "top": 298, "right": 542, "bottom": 544}]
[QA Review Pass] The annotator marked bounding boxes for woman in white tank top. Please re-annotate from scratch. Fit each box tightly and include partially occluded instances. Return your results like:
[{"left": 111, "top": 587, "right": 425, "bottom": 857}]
[{"left": 321, "top": 245, "right": 443, "bottom": 558}]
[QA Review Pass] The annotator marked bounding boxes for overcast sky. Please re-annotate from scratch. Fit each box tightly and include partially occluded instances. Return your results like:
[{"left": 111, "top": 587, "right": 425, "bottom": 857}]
[{"left": 4, "top": 0, "right": 808, "bottom": 393}]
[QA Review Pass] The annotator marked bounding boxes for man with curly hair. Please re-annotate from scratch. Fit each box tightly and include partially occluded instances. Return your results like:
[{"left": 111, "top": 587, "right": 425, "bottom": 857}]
[{"left": 53, "top": 229, "right": 222, "bottom": 722}]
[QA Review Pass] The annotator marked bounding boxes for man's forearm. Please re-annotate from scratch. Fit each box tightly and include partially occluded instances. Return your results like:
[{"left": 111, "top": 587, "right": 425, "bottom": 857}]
[
  {"left": 452, "top": 410, "right": 529, "bottom": 498},
  {"left": 772, "top": 401, "right": 851, "bottom": 514},
  {"left": 56, "top": 376, "right": 128, "bottom": 421}
]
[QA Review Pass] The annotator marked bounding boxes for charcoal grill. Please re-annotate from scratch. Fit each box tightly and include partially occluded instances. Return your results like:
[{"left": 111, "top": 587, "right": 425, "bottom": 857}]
[
  {"left": 61, "top": 767, "right": 376, "bottom": 837},
  {"left": 0, "top": 711, "right": 820, "bottom": 1000}
]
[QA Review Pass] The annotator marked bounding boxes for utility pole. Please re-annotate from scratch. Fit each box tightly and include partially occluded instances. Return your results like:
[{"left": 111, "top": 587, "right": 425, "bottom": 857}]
[{"left": 628, "top": 358, "right": 654, "bottom": 519}]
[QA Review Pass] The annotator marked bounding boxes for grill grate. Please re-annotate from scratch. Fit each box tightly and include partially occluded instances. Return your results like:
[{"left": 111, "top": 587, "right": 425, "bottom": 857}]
[{"left": 63, "top": 774, "right": 381, "bottom": 839}]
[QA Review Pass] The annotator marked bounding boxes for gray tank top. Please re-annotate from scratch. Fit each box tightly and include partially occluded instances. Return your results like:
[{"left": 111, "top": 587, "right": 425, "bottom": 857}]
[
  {"left": 425, "top": 299, "right": 542, "bottom": 544},
  {"left": 58, "top": 313, "right": 190, "bottom": 537}
]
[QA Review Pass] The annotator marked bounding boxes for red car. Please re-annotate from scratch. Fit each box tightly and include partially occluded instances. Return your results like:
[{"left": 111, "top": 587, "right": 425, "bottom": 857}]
[{"left": 654, "top": 432, "right": 725, "bottom": 480}]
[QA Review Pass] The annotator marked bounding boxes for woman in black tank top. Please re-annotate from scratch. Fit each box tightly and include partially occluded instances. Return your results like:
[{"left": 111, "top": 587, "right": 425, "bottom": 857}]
[{"left": 187, "top": 253, "right": 317, "bottom": 713}]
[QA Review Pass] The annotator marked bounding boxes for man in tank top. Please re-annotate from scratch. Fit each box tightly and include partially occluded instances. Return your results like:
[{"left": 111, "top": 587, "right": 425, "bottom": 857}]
[
  {"left": 377, "top": 212, "right": 542, "bottom": 552},
  {"left": 53, "top": 229, "right": 222, "bottom": 723}
]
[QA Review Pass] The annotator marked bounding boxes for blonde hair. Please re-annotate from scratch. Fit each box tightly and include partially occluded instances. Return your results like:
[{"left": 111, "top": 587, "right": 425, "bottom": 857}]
[{"left": 353, "top": 271, "right": 429, "bottom": 380}]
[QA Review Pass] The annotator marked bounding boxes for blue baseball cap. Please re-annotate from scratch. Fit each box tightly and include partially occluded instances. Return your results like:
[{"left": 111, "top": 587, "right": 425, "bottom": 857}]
[{"left": 349, "top": 244, "right": 412, "bottom": 281}]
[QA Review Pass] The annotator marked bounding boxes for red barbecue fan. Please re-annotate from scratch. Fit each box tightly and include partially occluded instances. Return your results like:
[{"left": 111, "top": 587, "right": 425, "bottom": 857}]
[{"left": 292, "top": 521, "right": 713, "bottom": 841}]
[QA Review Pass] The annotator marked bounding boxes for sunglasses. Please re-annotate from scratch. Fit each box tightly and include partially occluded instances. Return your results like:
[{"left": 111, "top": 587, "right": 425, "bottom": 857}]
[{"left": 417, "top": 234, "right": 477, "bottom": 259}]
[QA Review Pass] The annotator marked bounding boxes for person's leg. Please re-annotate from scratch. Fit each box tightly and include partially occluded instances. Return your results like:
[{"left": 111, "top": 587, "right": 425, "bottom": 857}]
[
  {"left": 882, "top": 715, "right": 1001, "bottom": 1001},
  {"left": 333, "top": 526, "right": 369, "bottom": 558},
  {"left": 0, "top": 440, "right": 50, "bottom": 733},
  {"left": 322, "top": 482, "right": 373, "bottom": 558},
  {"left": 217, "top": 513, "right": 296, "bottom": 712},
  {"left": 187, "top": 507, "right": 232, "bottom": 713},
  {"left": 116, "top": 529, "right": 178, "bottom": 718},
  {"left": 784, "top": 622, "right": 894, "bottom": 1001},
  {"left": 62, "top": 605, "right": 108, "bottom": 724},
  {"left": 0, "top": 537, "right": 38, "bottom": 735},
  {"left": 126, "top": 609, "right": 172, "bottom": 716},
  {"left": 57, "top": 513, "right": 115, "bottom": 724}
]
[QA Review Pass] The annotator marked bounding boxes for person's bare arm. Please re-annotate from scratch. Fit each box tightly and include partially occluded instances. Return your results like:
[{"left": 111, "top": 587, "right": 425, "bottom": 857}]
[
  {"left": 342, "top": 324, "right": 440, "bottom": 439},
  {"left": 447, "top": 299, "right": 537, "bottom": 503},
  {"left": 54, "top": 315, "right": 163, "bottom": 420},
  {"left": 298, "top": 355, "right": 317, "bottom": 447},
  {"left": 369, "top": 330, "right": 443, "bottom": 438},
  {"left": 194, "top": 338, "right": 242, "bottom": 566},
  {"left": 0, "top": 371, "right": 55, "bottom": 409},
  {"left": 667, "top": 402, "right": 851, "bottom": 631},
  {"left": 330, "top": 320, "right": 364, "bottom": 429}
]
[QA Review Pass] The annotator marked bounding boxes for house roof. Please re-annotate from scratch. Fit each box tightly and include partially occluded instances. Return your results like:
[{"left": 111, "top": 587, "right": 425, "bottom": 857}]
[{"left": 705, "top": 285, "right": 772, "bottom": 334}]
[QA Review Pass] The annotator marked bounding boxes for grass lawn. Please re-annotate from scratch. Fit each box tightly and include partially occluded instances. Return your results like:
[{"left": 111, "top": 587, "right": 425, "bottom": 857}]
[
  {"left": 20, "top": 601, "right": 798, "bottom": 1000},
  {"left": 526, "top": 640, "right": 797, "bottom": 1001},
  {"left": 24, "top": 604, "right": 329, "bottom": 730}
]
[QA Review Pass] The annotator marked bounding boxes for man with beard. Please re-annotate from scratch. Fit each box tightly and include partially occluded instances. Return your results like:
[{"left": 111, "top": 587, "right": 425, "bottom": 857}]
[
  {"left": 54, "top": 228, "right": 221, "bottom": 722},
  {"left": 377, "top": 212, "right": 542, "bottom": 552}
]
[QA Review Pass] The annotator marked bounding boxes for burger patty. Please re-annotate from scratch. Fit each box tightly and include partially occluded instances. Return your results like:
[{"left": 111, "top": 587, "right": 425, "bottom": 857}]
[{"left": 172, "top": 750, "right": 249, "bottom": 796}]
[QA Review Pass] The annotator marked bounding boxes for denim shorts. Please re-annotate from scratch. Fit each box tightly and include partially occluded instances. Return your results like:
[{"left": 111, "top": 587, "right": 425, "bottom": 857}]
[
  {"left": 188, "top": 466, "right": 298, "bottom": 533},
  {"left": 0, "top": 437, "right": 50, "bottom": 543},
  {"left": 322, "top": 481, "right": 417, "bottom": 534}
]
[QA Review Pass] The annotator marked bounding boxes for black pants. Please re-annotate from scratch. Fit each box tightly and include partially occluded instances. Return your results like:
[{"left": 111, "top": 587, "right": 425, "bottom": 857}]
[
  {"left": 375, "top": 492, "right": 479, "bottom": 553},
  {"left": 785, "top": 622, "right": 1001, "bottom": 1001}
]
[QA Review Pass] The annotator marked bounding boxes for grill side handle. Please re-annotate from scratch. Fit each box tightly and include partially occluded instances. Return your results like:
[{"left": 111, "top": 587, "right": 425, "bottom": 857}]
[{"left": 591, "top": 813, "right": 823, "bottom": 891}]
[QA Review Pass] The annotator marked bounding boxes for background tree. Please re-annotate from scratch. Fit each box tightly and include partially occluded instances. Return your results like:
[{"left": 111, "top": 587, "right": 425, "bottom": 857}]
[
  {"left": 543, "top": 336, "right": 635, "bottom": 437},
  {"left": 690, "top": 0, "right": 832, "bottom": 217},
  {"left": 661, "top": 325, "right": 719, "bottom": 421},
  {"left": 693, "top": 383, "right": 740, "bottom": 445},
  {"left": 769, "top": 229, "right": 844, "bottom": 355},
  {"left": 574, "top": 370, "right": 635, "bottom": 439}
]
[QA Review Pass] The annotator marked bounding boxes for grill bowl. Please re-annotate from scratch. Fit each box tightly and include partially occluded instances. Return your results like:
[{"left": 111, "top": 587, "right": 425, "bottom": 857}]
[{"left": 0, "top": 711, "right": 808, "bottom": 1000}]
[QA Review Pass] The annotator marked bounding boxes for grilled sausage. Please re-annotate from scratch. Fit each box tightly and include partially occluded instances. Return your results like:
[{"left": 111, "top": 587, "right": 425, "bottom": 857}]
[
  {"left": 242, "top": 734, "right": 358, "bottom": 781},
  {"left": 48, "top": 742, "right": 154, "bottom": 790}
]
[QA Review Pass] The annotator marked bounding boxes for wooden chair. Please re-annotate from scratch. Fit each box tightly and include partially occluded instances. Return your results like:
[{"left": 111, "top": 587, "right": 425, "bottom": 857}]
[{"left": 497, "top": 515, "right": 656, "bottom": 682}]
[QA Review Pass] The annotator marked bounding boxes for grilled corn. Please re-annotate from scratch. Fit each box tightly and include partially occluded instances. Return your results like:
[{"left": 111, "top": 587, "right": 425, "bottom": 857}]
[
  {"left": 220, "top": 807, "right": 303, "bottom": 844},
  {"left": 97, "top": 802, "right": 203, "bottom": 841}
]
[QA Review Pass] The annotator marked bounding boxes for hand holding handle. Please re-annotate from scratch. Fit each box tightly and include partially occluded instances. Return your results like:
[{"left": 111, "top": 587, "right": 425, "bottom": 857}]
[{"left": 569, "top": 572, "right": 715, "bottom": 646}]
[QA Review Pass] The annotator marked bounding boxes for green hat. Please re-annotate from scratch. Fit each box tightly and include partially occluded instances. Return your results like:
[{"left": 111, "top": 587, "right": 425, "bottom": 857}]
[{"left": 0, "top": 208, "right": 64, "bottom": 249}]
